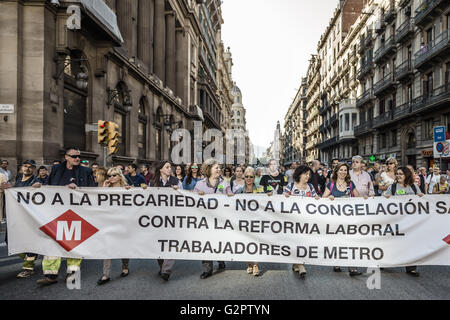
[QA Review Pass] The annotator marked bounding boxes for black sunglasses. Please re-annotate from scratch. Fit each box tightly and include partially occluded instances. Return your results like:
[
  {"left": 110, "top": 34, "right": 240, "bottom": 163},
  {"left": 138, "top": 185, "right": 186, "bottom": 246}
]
[
  {"left": 66, "top": 154, "right": 81, "bottom": 159},
  {"left": 108, "top": 174, "right": 119, "bottom": 178}
]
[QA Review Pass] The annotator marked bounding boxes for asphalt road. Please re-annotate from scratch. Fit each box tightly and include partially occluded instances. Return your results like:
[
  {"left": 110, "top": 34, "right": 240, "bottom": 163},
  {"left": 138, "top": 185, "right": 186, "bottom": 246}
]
[{"left": 1, "top": 229, "right": 449, "bottom": 300}]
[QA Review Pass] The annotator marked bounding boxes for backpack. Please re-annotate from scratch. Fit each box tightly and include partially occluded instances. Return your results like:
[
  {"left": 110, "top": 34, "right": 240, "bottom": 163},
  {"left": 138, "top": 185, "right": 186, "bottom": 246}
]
[
  {"left": 391, "top": 183, "right": 417, "bottom": 195},
  {"left": 330, "top": 182, "right": 354, "bottom": 197}
]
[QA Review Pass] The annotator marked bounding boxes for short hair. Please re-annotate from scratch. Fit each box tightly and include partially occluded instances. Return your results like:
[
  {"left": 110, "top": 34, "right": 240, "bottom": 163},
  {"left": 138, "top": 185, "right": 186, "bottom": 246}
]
[
  {"left": 244, "top": 167, "right": 255, "bottom": 177},
  {"left": 38, "top": 166, "right": 48, "bottom": 172},
  {"left": 91, "top": 162, "right": 99, "bottom": 167},
  {"left": 129, "top": 163, "right": 138, "bottom": 171},
  {"left": 386, "top": 157, "right": 398, "bottom": 167},
  {"left": 201, "top": 159, "right": 220, "bottom": 178},
  {"left": 332, "top": 158, "right": 340, "bottom": 162},
  {"left": 141, "top": 164, "right": 150, "bottom": 170},
  {"left": 293, "top": 165, "right": 312, "bottom": 183},
  {"left": 352, "top": 155, "right": 363, "bottom": 162},
  {"left": 65, "top": 147, "right": 80, "bottom": 154},
  {"left": 1, "top": 159, "right": 8, "bottom": 164}
]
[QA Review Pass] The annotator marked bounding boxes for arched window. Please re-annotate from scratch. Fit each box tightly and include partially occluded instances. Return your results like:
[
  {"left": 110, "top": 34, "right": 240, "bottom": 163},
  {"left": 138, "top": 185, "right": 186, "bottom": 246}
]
[
  {"left": 113, "top": 82, "right": 131, "bottom": 156},
  {"left": 138, "top": 98, "right": 148, "bottom": 160},
  {"left": 155, "top": 107, "right": 163, "bottom": 160},
  {"left": 63, "top": 51, "right": 88, "bottom": 150},
  {"left": 407, "top": 132, "right": 416, "bottom": 149}
]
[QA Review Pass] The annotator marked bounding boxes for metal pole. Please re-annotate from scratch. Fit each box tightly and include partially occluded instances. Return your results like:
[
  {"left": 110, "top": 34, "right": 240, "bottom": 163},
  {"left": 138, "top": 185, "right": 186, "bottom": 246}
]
[{"left": 103, "top": 146, "right": 107, "bottom": 167}]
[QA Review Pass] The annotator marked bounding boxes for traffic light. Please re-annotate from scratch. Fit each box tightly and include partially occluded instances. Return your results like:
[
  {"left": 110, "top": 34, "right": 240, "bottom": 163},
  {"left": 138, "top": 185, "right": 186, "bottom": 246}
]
[
  {"left": 98, "top": 120, "right": 110, "bottom": 145},
  {"left": 107, "top": 121, "right": 120, "bottom": 155}
]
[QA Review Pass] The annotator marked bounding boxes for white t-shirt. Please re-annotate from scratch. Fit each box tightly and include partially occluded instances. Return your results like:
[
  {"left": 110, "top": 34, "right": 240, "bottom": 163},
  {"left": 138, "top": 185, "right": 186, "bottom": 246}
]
[{"left": 426, "top": 174, "right": 441, "bottom": 194}]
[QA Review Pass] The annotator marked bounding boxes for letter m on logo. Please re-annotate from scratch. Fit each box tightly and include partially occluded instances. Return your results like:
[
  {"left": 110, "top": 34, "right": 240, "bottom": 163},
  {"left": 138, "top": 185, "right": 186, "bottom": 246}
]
[
  {"left": 56, "top": 221, "right": 82, "bottom": 241},
  {"left": 40, "top": 210, "right": 99, "bottom": 252}
]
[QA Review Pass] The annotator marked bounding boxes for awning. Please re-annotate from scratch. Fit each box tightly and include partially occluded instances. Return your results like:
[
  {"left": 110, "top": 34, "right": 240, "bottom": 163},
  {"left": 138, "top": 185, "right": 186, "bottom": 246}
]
[{"left": 80, "top": 0, "right": 124, "bottom": 44}]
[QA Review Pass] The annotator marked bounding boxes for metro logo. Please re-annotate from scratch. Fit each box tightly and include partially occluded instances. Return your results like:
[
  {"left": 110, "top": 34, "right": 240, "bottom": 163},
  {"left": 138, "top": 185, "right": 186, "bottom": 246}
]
[
  {"left": 56, "top": 221, "right": 82, "bottom": 241},
  {"left": 40, "top": 210, "right": 99, "bottom": 252}
]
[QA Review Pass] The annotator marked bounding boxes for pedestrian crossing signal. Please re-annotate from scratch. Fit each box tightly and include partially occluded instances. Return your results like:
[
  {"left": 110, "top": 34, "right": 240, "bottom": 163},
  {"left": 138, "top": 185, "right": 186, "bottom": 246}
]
[
  {"left": 107, "top": 122, "right": 120, "bottom": 155},
  {"left": 97, "top": 121, "right": 110, "bottom": 145}
]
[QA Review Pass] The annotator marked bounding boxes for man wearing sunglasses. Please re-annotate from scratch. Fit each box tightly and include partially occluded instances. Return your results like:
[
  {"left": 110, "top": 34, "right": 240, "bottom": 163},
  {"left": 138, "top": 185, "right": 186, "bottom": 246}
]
[{"left": 36, "top": 147, "right": 95, "bottom": 286}]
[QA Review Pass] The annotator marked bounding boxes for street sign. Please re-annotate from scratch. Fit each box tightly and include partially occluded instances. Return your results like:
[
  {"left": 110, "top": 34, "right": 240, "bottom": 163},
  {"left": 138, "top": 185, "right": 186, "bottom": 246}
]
[
  {"left": 434, "top": 126, "right": 446, "bottom": 143},
  {"left": 434, "top": 140, "right": 450, "bottom": 159},
  {"left": 0, "top": 104, "right": 14, "bottom": 114}
]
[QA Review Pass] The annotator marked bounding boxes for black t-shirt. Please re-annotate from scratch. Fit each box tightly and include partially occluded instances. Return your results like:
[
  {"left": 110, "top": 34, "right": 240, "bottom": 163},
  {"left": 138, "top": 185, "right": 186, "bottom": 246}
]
[
  {"left": 60, "top": 168, "right": 76, "bottom": 186},
  {"left": 260, "top": 173, "right": 288, "bottom": 194},
  {"left": 14, "top": 176, "right": 35, "bottom": 188}
]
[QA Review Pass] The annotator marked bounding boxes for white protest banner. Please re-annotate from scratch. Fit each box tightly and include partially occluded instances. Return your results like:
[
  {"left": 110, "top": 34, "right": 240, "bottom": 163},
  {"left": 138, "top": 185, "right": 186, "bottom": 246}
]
[{"left": 5, "top": 187, "right": 450, "bottom": 267}]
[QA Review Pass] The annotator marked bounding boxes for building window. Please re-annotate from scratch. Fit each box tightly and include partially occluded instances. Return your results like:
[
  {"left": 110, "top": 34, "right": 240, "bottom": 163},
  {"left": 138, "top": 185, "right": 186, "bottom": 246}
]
[
  {"left": 423, "top": 119, "right": 434, "bottom": 140},
  {"left": 445, "top": 113, "right": 450, "bottom": 133},
  {"left": 63, "top": 52, "right": 88, "bottom": 151},
  {"left": 112, "top": 83, "right": 131, "bottom": 157},
  {"left": 381, "top": 133, "right": 387, "bottom": 149},
  {"left": 138, "top": 98, "right": 147, "bottom": 160},
  {"left": 391, "top": 130, "right": 397, "bottom": 147},
  {"left": 155, "top": 107, "right": 163, "bottom": 160},
  {"left": 345, "top": 114, "right": 350, "bottom": 131}
]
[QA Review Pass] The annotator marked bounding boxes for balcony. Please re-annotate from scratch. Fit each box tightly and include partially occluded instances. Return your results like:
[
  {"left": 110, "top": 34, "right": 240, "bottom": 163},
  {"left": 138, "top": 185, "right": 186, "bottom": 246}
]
[
  {"left": 412, "top": 85, "right": 450, "bottom": 114},
  {"left": 330, "top": 114, "right": 338, "bottom": 126},
  {"left": 319, "top": 104, "right": 328, "bottom": 115},
  {"left": 414, "top": 29, "right": 450, "bottom": 70},
  {"left": 399, "top": 0, "right": 411, "bottom": 8},
  {"left": 356, "top": 89, "right": 374, "bottom": 107},
  {"left": 358, "top": 31, "right": 373, "bottom": 54},
  {"left": 373, "top": 110, "right": 394, "bottom": 129},
  {"left": 373, "top": 73, "right": 395, "bottom": 97},
  {"left": 374, "top": 36, "right": 396, "bottom": 64},
  {"left": 354, "top": 119, "right": 373, "bottom": 136},
  {"left": 319, "top": 123, "right": 326, "bottom": 132},
  {"left": 395, "top": 59, "right": 414, "bottom": 82},
  {"left": 384, "top": 5, "right": 397, "bottom": 24},
  {"left": 415, "top": 0, "right": 447, "bottom": 28},
  {"left": 396, "top": 19, "right": 414, "bottom": 43},
  {"left": 393, "top": 102, "right": 413, "bottom": 121},
  {"left": 318, "top": 136, "right": 338, "bottom": 150},
  {"left": 357, "top": 61, "right": 374, "bottom": 80}
]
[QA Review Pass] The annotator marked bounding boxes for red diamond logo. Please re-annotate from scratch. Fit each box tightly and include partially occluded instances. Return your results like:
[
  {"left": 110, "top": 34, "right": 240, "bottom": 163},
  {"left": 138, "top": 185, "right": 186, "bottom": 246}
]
[
  {"left": 444, "top": 235, "right": 450, "bottom": 245},
  {"left": 40, "top": 210, "right": 99, "bottom": 252}
]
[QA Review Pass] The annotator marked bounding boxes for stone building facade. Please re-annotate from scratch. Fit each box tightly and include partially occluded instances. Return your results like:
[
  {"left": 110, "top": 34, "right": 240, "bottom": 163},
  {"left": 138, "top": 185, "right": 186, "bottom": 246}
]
[
  {"left": 0, "top": 0, "right": 234, "bottom": 175},
  {"left": 290, "top": 0, "right": 449, "bottom": 168},
  {"left": 317, "top": 0, "right": 364, "bottom": 164},
  {"left": 283, "top": 77, "right": 307, "bottom": 166},
  {"left": 355, "top": 0, "right": 450, "bottom": 169}
]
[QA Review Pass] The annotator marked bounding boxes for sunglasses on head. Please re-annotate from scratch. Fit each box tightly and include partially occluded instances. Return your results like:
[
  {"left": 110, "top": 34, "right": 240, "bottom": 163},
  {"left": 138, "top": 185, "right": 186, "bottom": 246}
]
[{"left": 67, "top": 154, "right": 81, "bottom": 159}]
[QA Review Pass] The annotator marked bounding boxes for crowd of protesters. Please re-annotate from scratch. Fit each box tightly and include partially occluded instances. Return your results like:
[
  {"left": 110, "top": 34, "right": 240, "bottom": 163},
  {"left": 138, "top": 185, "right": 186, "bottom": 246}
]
[{"left": 1, "top": 149, "right": 449, "bottom": 286}]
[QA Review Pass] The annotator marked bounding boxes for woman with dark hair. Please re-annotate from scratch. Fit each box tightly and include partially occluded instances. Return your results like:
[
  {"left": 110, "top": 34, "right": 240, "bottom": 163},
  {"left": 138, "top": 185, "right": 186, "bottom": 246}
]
[
  {"left": 150, "top": 161, "right": 182, "bottom": 281},
  {"left": 183, "top": 162, "right": 201, "bottom": 191},
  {"left": 322, "top": 162, "right": 362, "bottom": 276},
  {"left": 284, "top": 165, "right": 320, "bottom": 278},
  {"left": 175, "top": 165, "right": 185, "bottom": 182},
  {"left": 385, "top": 167, "right": 424, "bottom": 277},
  {"left": 223, "top": 167, "right": 233, "bottom": 184}
]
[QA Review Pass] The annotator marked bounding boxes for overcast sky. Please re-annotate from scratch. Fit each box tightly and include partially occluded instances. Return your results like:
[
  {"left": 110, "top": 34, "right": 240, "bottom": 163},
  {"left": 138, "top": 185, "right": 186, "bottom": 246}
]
[{"left": 221, "top": 0, "right": 339, "bottom": 156}]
